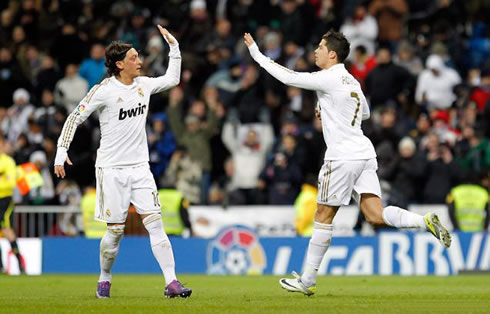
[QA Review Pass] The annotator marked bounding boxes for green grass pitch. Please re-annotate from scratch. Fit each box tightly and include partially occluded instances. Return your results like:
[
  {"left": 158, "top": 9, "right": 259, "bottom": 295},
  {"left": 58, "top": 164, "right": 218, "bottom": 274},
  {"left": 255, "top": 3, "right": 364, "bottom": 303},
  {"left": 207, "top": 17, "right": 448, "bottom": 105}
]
[{"left": 0, "top": 275, "right": 489, "bottom": 313}]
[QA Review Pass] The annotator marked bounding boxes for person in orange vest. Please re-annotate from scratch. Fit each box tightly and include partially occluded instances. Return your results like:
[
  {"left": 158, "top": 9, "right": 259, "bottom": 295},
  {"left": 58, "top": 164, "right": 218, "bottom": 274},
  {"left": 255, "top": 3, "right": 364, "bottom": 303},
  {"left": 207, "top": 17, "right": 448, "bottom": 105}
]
[{"left": 0, "top": 133, "right": 25, "bottom": 273}]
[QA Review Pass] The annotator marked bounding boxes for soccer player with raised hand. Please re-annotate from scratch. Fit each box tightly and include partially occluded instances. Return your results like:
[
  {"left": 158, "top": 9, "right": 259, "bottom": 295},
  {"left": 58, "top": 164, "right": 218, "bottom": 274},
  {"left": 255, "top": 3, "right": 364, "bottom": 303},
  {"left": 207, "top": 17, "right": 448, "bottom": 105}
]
[
  {"left": 244, "top": 31, "right": 451, "bottom": 296},
  {"left": 54, "top": 25, "right": 192, "bottom": 299}
]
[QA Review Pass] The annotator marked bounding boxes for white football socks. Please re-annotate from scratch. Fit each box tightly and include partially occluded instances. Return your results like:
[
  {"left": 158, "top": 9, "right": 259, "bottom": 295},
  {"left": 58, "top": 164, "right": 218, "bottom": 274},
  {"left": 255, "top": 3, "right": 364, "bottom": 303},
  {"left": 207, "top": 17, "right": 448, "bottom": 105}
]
[
  {"left": 143, "top": 214, "right": 177, "bottom": 285},
  {"left": 382, "top": 205, "right": 425, "bottom": 229},
  {"left": 301, "top": 222, "right": 333, "bottom": 287},
  {"left": 99, "top": 225, "right": 124, "bottom": 282}
]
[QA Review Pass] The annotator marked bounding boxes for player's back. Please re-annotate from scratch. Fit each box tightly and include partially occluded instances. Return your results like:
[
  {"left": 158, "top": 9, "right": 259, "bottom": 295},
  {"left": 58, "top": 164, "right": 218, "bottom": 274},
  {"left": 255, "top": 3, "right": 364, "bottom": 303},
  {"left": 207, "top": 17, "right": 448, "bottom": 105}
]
[{"left": 316, "top": 64, "right": 376, "bottom": 161}]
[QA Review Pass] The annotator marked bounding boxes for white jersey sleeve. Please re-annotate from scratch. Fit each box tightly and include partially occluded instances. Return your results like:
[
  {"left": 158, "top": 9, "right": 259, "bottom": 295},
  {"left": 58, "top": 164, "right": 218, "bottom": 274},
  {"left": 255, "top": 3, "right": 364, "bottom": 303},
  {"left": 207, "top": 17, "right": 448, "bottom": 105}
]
[
  {"left": 139, "top": 44, "right": 181, "bottom": 95},
  {"left": 54, "top": 80, "right": 107, "bottom": 165},
  {"left": 361, "top": 93, "right": 370, "bottom": 120},
  {"left": 248, "top": 43, "right": 334, "bottom": 92}
]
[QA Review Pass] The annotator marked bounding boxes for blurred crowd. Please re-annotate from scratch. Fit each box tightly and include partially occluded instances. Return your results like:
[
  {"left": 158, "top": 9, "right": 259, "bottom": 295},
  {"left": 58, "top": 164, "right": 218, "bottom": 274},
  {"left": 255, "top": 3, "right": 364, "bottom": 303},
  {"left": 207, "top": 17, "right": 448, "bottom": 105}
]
[{"left": 0, "top": 0, "right": 489, "bottom": 210}]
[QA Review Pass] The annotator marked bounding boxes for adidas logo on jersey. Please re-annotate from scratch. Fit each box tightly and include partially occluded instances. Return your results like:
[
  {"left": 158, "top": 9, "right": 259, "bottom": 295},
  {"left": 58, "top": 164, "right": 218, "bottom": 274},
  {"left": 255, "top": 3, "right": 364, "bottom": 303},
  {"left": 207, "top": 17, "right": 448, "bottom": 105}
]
[
  {"left": 117, "top": 97, "right": 124, "bottom": 103},
  {"left": 119, "top": 103, "right": 147, "bottom": 120}
]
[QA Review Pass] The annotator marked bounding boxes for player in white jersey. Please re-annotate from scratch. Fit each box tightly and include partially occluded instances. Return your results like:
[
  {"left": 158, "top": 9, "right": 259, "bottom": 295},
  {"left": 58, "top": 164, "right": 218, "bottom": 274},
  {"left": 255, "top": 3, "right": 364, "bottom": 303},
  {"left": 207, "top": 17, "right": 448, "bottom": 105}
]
[
  {"left": 244, "top": 30, "right": 452, "bottom": 296},
  {"left": 54, "top": 25, "right": 191, "bottom": 299}
]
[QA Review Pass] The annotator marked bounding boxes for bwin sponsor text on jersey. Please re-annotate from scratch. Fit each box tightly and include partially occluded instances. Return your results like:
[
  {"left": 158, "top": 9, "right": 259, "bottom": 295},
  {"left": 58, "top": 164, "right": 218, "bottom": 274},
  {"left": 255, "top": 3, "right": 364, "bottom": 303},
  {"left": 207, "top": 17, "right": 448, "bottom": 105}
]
[{"left": 119, "top": 103, "right": 147, "bottom": 120}]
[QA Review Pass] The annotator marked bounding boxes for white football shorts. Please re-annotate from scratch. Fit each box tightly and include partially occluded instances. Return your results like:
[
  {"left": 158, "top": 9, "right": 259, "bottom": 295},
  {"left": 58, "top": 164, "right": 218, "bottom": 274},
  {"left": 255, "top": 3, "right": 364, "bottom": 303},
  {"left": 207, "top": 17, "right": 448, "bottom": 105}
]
[
  {"left": 317, "top": 158, "right": 382, "bottom": 206},
  {"left": 94, "top": 163, "right": 161, "bottom": 223}
]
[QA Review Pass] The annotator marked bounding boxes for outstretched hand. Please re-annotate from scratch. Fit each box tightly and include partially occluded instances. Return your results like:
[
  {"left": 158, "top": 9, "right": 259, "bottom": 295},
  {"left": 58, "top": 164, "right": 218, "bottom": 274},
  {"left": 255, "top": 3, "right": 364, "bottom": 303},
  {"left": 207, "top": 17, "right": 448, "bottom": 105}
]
[
  {"left": 157, "top": 25, "right": 176, "bottom": 45},
  {"left": 243, "top": 33, "right": 255, "bottom": 47}
]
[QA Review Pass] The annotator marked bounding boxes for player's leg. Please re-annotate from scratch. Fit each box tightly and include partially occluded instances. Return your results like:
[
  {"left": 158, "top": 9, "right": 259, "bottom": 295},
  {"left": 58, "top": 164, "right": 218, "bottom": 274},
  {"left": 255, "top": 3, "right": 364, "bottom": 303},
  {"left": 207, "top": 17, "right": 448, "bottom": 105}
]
[
  {"left": 280, "top": 204, "right": 338, "bottom": 296},
  {"left": 0, "top": 197, "right": 24, "bottom": 273},
  {"left": 356, "top": 159, "right": 451, "bottom": 248},
  {"left": 97, "top": 223, "right": 124, "bottom": 298},
  {"left": 95, "top": 167, "right": 130, "bottom": 298},
  {"left": 132, "top": 165, "right": 191, "bottom": 298},
  {"left": 281, "top": 160, "right": 357, "bottom": 296}
]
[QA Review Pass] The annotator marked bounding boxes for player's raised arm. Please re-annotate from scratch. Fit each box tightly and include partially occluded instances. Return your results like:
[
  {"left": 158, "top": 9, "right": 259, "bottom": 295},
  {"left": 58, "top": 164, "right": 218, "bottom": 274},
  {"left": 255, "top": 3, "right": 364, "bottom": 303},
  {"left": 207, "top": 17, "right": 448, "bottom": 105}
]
[
  {"left": 54, "top": 87, "right": 104, "bottom": 178},
  {"left": 145, "top": 26, "right": 181, "bottom": 94},
  {"left": 244, "top": 33, "right": 329, "bottom": 92}
]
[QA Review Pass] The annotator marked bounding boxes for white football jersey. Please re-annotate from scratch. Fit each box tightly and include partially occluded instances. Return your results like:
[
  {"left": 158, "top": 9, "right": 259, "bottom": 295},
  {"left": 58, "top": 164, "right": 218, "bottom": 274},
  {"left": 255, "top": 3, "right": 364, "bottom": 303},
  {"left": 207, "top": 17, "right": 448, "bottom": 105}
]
[
  {"left": 57, "top": 46, "right": 181, "bottom": 168},
  {"left": 249, "top": 43, "right": 376, "bottom": 161}
]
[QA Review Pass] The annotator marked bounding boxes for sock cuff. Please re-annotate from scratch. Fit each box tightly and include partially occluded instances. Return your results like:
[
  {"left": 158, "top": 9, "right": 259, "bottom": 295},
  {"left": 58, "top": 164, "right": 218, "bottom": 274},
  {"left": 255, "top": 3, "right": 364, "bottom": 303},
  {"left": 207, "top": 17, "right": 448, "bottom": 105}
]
[
  {"left": 107, "top": 225, "right": 125, "bottom": 237},
  {"left": 142, "top": 213, "right": 162, "bottom": 226},
  {"left": 314, "top": 222, "right": 333, "bottom": 231}
]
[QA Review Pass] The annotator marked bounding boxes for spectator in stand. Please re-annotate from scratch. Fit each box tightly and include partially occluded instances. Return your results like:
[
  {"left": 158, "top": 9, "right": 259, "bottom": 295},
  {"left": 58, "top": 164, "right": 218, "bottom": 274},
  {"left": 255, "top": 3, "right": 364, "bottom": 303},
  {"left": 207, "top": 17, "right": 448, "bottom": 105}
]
[
  {"left": 340, "top": 2, "right": 378, "bottom": 60},
  {"left": 369, "top": 0, "right": 408, "bottom": 49},
  {"left": 179, "top": 0, "right": 213, "bottom": 54},
  {"left": 279, "top": 0, "right": 306, "bottom": 46},
  {"left": 50, "top": 23, "right": 85, "bottom": 72},
  {"left": 393, "top": 40, "right": 424, "bottom": 76},
  {"left": 415, "top": 54, "right": 461, "bottom": 111},
  {"left": 365, "top": 46, "right": 414, "bottom": 109},
  {"left": 221, "top": 119, "right": 274, "bottom": 205},
  {"left": 349, "top": 45, "right": 377, "bottom": 89},
  {"left": 259, "top": 151, "right": 303, "bottom": 205},
  {"left": 34, "top": 54, "right": 61, "bottom": 99},
  {"left": 232, "top": 64, "right": 266, "bottom": 124},
  {"left": 143, "top": 34, "right": 166, "bottom": 77},
  {"left": 120, "top": 8, "right": 148, "bottom": 52},
  {"left": 205, "top": 60, "right": 243, "bottom": 107},
  {"left": 34, "top": 89, "right": 61, "bottom": 136},
  {"left": 457, "top": 127, "right": 490, "bottom": 178},
  {"left": 0, "top": 47, "right": 28, "bottom": 107},
  {"left": 54, "top": 63, "right": 89, "bottom": 112},
  {"left": 167, "top": 87, "right": 219, "bottom": 204},
  {"left": 163, "top": 147, "right": 202, "bottom": 205},
  {"left": 470, "top": 66, "right": 490, "bottom": 112},
  {"left": 422, "top": 133, "right": 464, "bottom": 203},
  {"left": 263, "top": 32, "right": 282, "bottom": 61},
  {"left": 430, "top": 110, "right": 458, "bottom": 146},
  {"left": 148, "top": 112, "right": 176, "bottom": 186},
  {"left": 79, "top": 42, "right": 106, "bottom": 88},
  {"left": 386, "top": 137, "right": 426, "bottom": 208},
  {"left": 7, "top": 88, "right": 34, "bottom": 145},
  {"left": 28, "top": 150, "right": 55, "bottom": 205},
  {"left": 0, "top": 8, "right": 15, "bottom": 45},
  {"left": 366, "top": 107, "right": 404, "bottom": 152},
  {"left": 409, "top": 113, "right": 432, "bottom": 149}
]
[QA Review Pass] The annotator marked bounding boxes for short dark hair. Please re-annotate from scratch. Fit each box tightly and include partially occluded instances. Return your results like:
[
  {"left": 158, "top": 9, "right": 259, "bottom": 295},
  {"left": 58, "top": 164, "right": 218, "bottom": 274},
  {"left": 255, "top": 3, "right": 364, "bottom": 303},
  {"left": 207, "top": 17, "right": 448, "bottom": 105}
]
[
  {"left": 355, "top": 45, "right": 367, "bottom": 55},
  {"left": 105, "top": 41, "right": 133, "bottom": 77},
  {"left": 322, "top": 30, "right": 350, "bottom": 63}
]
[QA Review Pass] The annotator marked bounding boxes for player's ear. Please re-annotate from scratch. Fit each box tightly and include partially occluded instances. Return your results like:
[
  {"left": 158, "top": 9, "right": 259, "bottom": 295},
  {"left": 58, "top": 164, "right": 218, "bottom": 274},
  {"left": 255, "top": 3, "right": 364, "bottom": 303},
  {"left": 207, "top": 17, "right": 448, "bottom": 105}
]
[
  {"left": 328, "top": 50, "right": 337, "bottom": 61},
  {"left": 116, "top": 60, "right": 124, "bottom": 71}
]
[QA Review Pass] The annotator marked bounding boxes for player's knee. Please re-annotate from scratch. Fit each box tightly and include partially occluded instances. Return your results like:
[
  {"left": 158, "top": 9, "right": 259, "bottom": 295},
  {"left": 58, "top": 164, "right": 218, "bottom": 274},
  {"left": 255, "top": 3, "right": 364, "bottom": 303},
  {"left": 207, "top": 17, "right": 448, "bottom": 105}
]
[
  {"left": 315, "top": 205, "right": 337, "bottom": 224},
  {"left": 107, "top": 224, "right": 125, "bottom": 238},
  {"left": 142, "top": 213, "right": 162, "bottom": 227},
  {"left": 142, "top": 213, "right": 169, "bottom": 247}
]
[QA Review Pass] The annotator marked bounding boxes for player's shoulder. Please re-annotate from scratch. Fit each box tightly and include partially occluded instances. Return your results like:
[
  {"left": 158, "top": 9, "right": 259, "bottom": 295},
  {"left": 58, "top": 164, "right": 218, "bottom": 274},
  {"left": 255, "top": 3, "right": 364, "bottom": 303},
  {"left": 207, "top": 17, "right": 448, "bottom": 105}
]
[{"left": 85, "top": 78, "right": 112, "bottom": 103}]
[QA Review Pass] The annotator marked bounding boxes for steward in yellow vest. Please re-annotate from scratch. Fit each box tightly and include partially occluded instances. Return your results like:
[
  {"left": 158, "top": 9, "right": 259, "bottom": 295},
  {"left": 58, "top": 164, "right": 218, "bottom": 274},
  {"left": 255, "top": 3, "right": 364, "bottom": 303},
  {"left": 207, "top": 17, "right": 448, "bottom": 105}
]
[
  {"left": 295, "top": 184, "right": 318, "bottom": 237},
  {"left": 81, "top": 188, "right": 107, "bottom": 238},
  {"left": 158, "top": 189, "right": 192, "bottom": 236},
  {"left": 447, "top": 184, "right": 489, "bottom": 232}
]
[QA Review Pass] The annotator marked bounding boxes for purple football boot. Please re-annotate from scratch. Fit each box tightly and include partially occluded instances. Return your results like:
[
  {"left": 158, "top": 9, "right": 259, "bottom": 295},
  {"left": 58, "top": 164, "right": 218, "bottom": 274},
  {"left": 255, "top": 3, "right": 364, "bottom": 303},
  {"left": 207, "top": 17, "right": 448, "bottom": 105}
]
[
  {"left": 96, "top": 281, "right": 111, "bottom": 298},
  {"left": 164, "top": 280, "right": 192, "bottom": 298}
]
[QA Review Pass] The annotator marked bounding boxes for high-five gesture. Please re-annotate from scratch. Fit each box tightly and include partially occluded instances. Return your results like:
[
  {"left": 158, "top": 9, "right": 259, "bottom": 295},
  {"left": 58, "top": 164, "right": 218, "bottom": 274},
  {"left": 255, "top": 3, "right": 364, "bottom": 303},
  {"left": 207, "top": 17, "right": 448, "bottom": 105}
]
[
  {"left": 157, "top": 25, "right": 178, "bottom": 46},
  {"left": 243, "top": 33, "right": 255, "bottom": 47}
]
